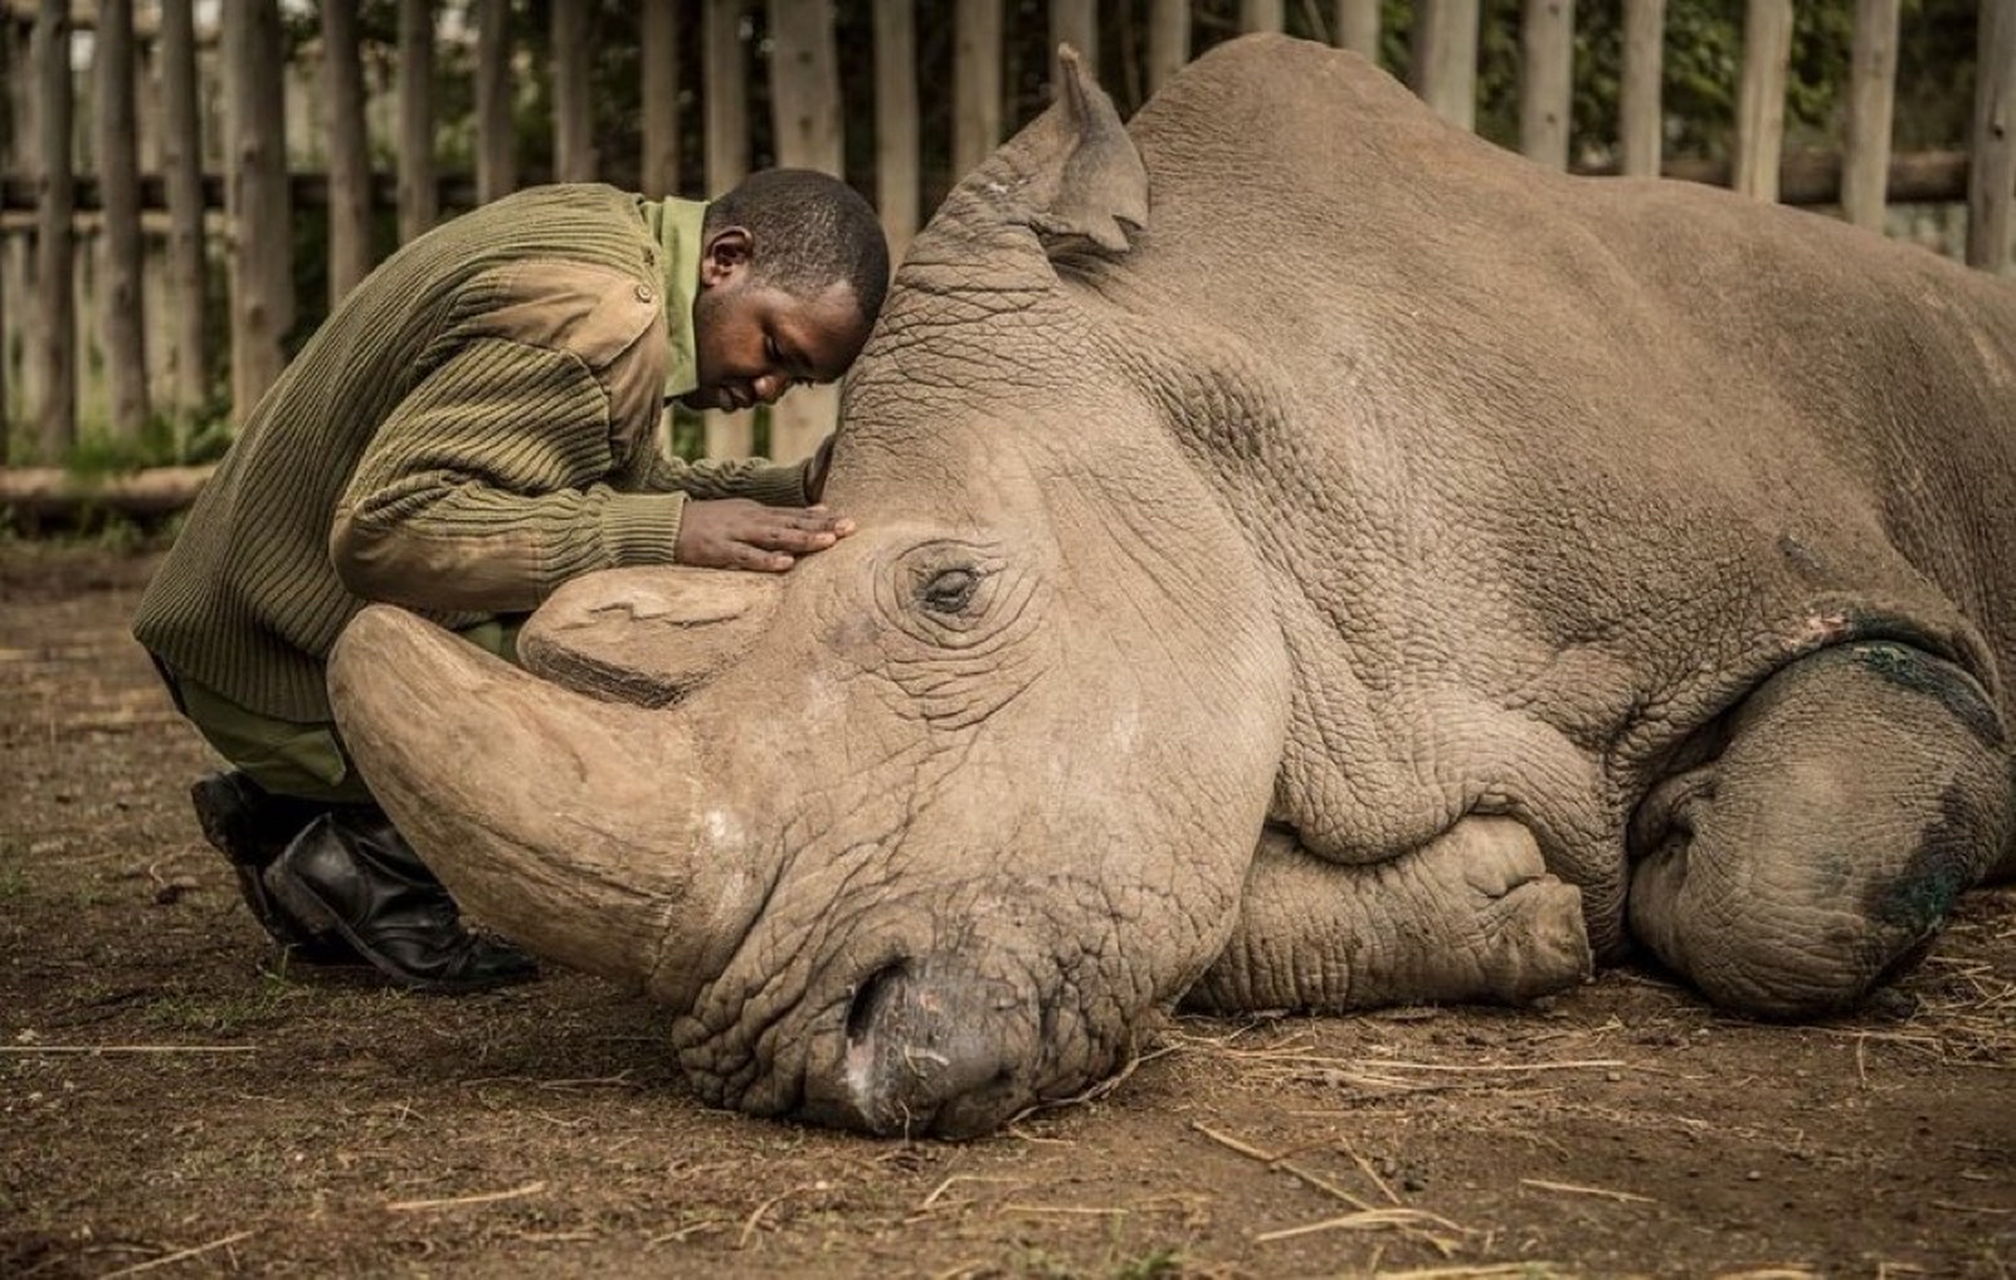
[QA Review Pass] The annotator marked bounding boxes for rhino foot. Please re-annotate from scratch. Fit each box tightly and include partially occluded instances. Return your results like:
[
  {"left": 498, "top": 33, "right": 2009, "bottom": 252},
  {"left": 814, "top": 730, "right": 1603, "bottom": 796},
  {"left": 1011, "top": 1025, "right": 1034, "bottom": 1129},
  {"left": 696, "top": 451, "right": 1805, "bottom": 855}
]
[
  {"left": 1629, "top": 642, "right": 2011, "bottom": 1018},
  {"left": 1189, "top": 816, "right": 1592, "bottom": 1013}
]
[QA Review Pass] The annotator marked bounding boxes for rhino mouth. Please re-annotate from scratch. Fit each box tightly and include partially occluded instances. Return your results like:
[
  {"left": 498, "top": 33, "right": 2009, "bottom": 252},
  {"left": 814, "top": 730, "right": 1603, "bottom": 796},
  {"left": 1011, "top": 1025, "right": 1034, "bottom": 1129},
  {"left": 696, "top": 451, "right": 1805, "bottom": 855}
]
[{"left": 670, "top": 878, "right": 1137, "bottom": 1139}]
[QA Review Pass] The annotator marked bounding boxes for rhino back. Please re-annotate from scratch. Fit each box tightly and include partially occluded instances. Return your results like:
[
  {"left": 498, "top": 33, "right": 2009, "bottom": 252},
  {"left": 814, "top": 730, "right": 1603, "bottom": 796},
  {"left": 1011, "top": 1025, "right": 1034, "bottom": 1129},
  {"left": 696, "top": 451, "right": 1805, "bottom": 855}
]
[{"left": 1118, "top": 34, "right": 2016, "bottom": 770}]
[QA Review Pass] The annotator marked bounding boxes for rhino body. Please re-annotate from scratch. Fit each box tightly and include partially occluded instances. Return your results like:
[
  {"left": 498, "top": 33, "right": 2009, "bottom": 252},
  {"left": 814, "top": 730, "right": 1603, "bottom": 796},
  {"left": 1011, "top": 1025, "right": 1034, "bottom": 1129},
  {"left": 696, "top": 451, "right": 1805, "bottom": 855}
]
[{"left": 330, "top": 35, "right": 2016, "bottom": 1137}]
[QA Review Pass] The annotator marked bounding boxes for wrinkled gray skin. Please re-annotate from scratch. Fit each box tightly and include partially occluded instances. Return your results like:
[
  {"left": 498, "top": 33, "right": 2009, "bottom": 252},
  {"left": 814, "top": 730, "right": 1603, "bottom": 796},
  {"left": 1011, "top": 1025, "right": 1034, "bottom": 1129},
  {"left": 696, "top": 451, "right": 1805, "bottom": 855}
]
[{"left": 329, "top": 35, "right": 2016, "bottom": 1139}]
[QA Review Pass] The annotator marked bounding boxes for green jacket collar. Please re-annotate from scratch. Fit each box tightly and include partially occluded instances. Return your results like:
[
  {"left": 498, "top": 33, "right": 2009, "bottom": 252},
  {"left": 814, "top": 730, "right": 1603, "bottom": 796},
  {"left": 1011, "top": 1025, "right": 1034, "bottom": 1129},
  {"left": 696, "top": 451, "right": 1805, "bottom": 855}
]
[{"left": 641, "top": 196, "right": 709, "bottom": 401}]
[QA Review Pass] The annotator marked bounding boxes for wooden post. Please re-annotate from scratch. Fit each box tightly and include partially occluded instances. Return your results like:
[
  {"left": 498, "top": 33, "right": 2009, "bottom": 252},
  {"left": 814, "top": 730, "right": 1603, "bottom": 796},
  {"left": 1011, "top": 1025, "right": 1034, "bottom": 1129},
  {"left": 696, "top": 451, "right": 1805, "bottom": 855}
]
[
  {"left": 1968, "top": 0, "right": 2016, "bottom": 272},
  {"left": 1619, "top": 0, "right": 1664, "bottom": 177},
  {"left": 133, "top": 10, "right": 161, "bottom": 173},
  {"left": 765, "top": 0, "right": 841, "bottom": 465},
  {"left": 1147, "top": 0, "right": 1187, "bottom": 93},
  {"left": 762, "top": 3, "right": 840, "bottom": 199},
  {"left": 873, "top": 0, "right": 918, "bottom": 262},
  {"left": 35, "top": 0, "right": 74, "bottom": 459},
  {"left": 0, "top": 24, "right": 7, "bottom": 461},
  {"left": 642, "top": 0, "right": 678, "bottom": 198},
  {"left": 1733, "top": 0, "right": 1792, "bottom": 201},
  {"left": 1841, "top": 0, "right": 1899, "bottom": 233},
  {"left": 1051, "top": 0, "right": 1095, "bottom": 68},
  {"left": 474, "top": 0, "right": 516, "bottom": 204},
  {"left": 703, "top": 0, "right": 753, "bottom": 459},
  {"left": 158, "top": 0, "right": 206, "bottom": 421},
  {"left": 323, "top": 0, "right": 373, "bottom": 302},
  {"left": 1336, "top": 0, "right": 1379, "bottom": 61},
  {"left": 96, "top": 0, "right": 148, "bottom": 438},
  {"left": 1519, "top": 0, "right": 1574, "bottom": 170},
  {"left": 642, "top": 0, "right": 677, "bottom": 457},
  {"left": 398, "top": 0, "right": 437, "bottom": 242},
  {"left": 954, "top": 0, "right": 1003, "bottom": 181},
  {"left": 1410, "top": 0, "right": 1479, "bottom": 132},
  {"left": 0, "top": 220, "right": 6, "bottom": 459},
  {"left": 223, "top": 0, "right": 293, "bottom": 425},
  {"left": 704, "top": 0, "right": 748, "bottom": 196},
  {"left": 0, "top": 12, "right": 15, "bottom": 457},
  {"left": 1241, "top": 0, "right": 1283, "bottom": 32},
  {"left": 552, "top": 0, "right": 595, "bottom": 182}
]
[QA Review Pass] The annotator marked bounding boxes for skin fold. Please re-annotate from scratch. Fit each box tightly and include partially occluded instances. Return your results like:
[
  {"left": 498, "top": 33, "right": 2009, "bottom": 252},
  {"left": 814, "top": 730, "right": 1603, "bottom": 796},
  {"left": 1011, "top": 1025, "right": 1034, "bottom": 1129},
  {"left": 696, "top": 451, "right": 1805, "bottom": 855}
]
[{"left": 330, "top": 36, "right": 2016, "bottom": 1137}]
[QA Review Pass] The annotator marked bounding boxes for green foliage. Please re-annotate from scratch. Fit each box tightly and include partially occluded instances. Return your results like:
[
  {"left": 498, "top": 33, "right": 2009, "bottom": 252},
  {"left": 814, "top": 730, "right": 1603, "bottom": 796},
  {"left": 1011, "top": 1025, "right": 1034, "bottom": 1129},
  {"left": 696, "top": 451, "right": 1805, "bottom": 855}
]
[
  {"left": 65, "top": 426, "right": 183, "bottom": 479},
  {"left": 62, "top": 394, "right": 234, "bottom": 478},
  {"left": 511, "top": 1, "right": 658, "bottom": 191},
  {"left": 1496, "top": 0, "right": 1975, "bottom": 163},
  {"left": 1892, "top": 0, "right": 1982, "bottom": 148},
  {"left": 665, "top": 404, "right": 772, "bottom": 463},
  {"left": 1558, "top": 0, "right": 1849, "bottom": 159},
  {"left": 667, "top": 405, "right": 707, "bottom": 463},
  {"left": 1217, "top": 0, "right": 1975, "bottom": 163}
]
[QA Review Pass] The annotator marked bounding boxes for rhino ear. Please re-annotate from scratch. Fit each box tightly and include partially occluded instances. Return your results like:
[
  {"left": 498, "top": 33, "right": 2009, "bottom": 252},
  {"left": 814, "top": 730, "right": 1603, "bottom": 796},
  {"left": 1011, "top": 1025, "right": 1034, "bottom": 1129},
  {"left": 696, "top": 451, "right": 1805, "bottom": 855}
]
[{"left": 1026, "top": 43, "right": 1149, "bottom": 253}]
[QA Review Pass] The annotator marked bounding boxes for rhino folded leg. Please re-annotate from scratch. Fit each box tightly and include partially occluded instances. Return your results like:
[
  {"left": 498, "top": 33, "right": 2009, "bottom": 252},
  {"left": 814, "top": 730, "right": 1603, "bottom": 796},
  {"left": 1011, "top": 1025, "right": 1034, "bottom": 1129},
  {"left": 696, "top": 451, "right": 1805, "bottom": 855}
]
[
  {"left": 1628, "top": 641, "right": 2013, "bottom": 1018},
  {"left": 1185, "top": 816, "right": 1591, "bottom": 1012}
]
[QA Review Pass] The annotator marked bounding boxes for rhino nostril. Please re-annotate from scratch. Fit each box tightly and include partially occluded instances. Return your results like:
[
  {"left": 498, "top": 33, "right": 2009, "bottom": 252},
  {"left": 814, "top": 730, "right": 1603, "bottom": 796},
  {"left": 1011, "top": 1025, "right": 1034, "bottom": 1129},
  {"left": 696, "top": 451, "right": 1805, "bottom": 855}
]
[{"left": 845, "top": 958, "right": 910, "bottom": 1045}]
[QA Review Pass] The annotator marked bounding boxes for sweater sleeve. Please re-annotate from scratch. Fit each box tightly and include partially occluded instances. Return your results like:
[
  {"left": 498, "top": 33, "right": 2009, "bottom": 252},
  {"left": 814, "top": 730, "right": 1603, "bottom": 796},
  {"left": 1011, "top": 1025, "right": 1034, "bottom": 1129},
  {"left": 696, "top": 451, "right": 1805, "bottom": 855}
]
[
  {"left": 330, "top": 336, "right": 687, "bottom": 614},
  {"left": 642, "top": 449, "right": 816, "bottom": 506}
]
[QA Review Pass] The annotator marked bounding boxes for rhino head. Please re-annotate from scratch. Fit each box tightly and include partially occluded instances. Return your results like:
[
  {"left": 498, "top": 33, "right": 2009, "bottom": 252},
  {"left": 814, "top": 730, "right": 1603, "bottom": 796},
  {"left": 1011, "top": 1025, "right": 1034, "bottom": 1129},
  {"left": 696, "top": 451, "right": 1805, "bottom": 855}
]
[{"left": 329, "top": 47, "right": 1297, "bottom": 1138}]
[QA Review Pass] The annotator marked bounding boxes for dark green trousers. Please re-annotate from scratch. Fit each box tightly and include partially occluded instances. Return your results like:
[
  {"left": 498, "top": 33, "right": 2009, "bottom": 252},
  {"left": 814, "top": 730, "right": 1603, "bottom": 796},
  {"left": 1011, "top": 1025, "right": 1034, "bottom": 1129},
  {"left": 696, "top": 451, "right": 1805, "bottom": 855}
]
[{"left": 155, "top": 618, "right": 521, "bottom": 805}]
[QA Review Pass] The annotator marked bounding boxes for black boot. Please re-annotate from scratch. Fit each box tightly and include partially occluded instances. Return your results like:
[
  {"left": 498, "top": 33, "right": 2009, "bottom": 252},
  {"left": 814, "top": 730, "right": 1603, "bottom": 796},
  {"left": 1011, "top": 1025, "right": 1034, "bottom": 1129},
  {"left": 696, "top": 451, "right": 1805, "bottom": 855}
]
[
  {"left": 190, "top": 771, "right": 359, "bottom": 965},
  {"left": 260, "top": 809, "right": 539, "bottom": 993}
]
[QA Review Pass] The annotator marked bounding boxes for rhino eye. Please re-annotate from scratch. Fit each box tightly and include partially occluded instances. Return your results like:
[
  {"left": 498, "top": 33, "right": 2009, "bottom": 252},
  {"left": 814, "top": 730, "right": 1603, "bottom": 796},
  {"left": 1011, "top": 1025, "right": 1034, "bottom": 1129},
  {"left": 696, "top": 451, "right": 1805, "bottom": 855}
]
[{"left": 917, "top": 568, "right": 980, "bottom": 615}]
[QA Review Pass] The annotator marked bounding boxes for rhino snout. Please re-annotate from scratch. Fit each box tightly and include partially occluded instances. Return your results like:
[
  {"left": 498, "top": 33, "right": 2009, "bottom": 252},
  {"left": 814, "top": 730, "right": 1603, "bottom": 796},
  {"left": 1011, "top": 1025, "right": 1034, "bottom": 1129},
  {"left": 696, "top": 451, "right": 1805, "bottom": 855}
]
[{"left": 800, "top": 955, "right": 1040, "bottom": 1139}]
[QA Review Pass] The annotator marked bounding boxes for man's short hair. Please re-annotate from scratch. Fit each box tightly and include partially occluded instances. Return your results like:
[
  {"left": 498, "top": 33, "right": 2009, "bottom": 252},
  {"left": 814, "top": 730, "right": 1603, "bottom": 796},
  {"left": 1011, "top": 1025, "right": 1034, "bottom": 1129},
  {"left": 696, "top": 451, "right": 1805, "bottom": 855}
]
[{"left": 706, "top": 169, "right": 890, "bottom": 327}]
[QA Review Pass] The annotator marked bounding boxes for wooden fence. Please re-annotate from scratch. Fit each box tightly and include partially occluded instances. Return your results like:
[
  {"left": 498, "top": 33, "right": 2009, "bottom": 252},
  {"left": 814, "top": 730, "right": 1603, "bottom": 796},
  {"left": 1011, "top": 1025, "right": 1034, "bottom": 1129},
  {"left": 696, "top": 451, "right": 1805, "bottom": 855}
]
[{"left": 1, "top": 0, "right": 2012, "bottom": 494}]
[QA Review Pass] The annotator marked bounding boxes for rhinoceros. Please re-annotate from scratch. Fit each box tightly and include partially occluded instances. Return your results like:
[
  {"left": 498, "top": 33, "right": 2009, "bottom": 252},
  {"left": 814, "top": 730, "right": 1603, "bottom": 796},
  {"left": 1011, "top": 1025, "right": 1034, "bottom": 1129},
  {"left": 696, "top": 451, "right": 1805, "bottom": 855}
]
[{"left": 327, "top": 34, "right": 2016, "bottom": 1137}]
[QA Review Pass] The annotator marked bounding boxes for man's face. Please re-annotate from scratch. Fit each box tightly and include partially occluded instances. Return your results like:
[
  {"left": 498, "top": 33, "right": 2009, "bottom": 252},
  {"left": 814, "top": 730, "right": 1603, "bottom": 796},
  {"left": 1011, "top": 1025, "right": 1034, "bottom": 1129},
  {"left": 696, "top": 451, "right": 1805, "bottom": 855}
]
[{"left": 683, "top": 229, "right": 870, "bottom": 413}]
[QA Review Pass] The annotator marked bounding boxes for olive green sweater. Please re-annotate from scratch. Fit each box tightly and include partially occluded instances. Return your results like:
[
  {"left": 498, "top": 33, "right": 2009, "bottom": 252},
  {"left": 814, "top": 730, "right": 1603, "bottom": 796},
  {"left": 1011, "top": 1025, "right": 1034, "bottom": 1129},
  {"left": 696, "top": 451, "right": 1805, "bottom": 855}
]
[{"left": 134, "top": 184, "right": 812, "bottom": 724}]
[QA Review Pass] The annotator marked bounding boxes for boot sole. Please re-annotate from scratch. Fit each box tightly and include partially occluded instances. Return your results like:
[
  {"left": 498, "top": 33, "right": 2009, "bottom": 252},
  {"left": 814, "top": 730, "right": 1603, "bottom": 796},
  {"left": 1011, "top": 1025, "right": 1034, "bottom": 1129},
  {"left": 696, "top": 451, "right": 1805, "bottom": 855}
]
[{"left": 261, "top": 861, "right": 531, "bottom": 995}]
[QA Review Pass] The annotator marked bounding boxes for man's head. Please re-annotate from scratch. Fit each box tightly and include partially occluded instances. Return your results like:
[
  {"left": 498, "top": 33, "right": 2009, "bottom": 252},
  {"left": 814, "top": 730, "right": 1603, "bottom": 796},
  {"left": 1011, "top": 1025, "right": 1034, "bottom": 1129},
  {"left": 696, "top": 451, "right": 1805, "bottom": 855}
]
[{"left": 683, "top": 169, "right": 891, "bottom": 413}]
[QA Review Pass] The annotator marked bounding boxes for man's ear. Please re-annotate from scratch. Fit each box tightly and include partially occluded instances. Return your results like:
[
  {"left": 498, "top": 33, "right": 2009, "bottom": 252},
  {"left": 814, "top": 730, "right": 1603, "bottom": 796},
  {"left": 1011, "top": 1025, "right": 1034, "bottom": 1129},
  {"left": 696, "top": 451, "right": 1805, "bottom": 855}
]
[{"left": 698, "top": 227, "right": 753, "bottom": 288}]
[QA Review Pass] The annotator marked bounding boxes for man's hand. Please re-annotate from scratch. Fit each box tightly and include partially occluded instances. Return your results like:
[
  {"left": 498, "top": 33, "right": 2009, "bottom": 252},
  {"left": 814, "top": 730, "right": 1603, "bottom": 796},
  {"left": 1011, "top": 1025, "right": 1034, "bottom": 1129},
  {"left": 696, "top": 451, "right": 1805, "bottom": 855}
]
[{"left": 675, "top": 499, "right": 856, "bottom": 572}]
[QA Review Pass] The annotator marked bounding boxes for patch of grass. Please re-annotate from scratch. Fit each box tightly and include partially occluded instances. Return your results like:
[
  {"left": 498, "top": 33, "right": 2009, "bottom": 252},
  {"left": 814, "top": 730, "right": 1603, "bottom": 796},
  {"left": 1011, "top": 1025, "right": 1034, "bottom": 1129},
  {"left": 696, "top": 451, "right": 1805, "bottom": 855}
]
[
  {"left": 1109, "top": 1246, "right": 1184, "bottom": 1280},
  {"left": 64, "top": 882, "right": 123, "bottom": 911},
  {"left": 0, "top": 836, "right": 27, "bottom": 902},
  {"left": 140, "top": 971, "right": 297, "bottom": 1036},
  {"left": 1013, "top": 1249, "right": 1078, "bottom": 1280},
  {"left": 999, "top": 1243, "right": 1183, "bottom": 1280}
]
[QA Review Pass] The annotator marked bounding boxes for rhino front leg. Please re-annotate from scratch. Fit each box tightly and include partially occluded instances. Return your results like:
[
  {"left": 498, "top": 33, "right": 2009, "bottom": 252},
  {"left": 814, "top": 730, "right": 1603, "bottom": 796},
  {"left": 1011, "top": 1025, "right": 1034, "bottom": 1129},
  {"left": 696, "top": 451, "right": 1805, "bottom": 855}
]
[
  {"left": 1628, "top": 641, "right": 2013, "bottom": 1019},
  {"left": 1186, "top": 816, "right": 1592, "bottom": 1012}
]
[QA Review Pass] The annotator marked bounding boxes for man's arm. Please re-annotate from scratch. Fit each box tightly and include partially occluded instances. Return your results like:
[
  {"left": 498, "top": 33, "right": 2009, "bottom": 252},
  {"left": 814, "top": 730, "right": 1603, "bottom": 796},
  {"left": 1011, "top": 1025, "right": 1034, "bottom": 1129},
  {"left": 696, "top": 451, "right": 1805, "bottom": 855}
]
[
  {"left": 330, "top": 337, "right": 686, "bottom": 613},
  {"left": 333, "top": 342, "right": 849, "bottom": 609},
  {"left": 641, "top": 443, "right": 817, "bottom": 505}
]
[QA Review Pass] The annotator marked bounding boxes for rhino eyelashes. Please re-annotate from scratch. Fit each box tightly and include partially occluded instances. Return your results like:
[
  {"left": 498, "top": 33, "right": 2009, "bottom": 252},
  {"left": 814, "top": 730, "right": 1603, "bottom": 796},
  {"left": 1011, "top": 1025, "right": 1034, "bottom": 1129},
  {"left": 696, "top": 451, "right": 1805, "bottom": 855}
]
[
  {"left": 917, "top": 567, "right": 982, "bottom": 615},
  {"left": 881, "top": 539, "right": 1019, "bottom": 644}
]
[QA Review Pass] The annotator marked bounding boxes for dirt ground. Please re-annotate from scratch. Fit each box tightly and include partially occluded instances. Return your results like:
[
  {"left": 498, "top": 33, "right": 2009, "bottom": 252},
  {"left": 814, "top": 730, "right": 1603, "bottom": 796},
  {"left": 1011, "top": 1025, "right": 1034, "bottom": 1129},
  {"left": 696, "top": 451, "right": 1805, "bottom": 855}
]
[{"left": 2, "top": 539, "right": 2012, "bottom": 1280}]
